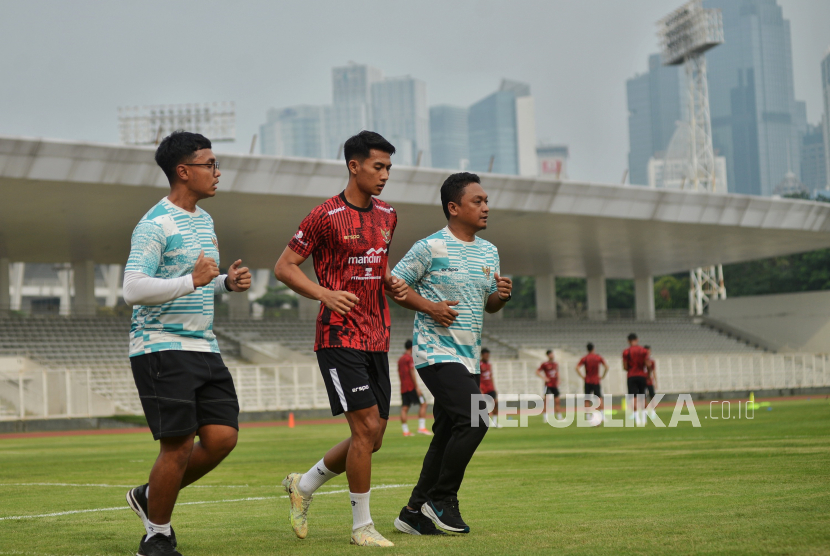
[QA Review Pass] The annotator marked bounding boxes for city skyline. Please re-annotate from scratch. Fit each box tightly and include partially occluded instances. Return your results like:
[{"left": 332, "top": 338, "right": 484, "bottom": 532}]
[{"left": 1, "top": 0, "right": 828, "bottom": 185}]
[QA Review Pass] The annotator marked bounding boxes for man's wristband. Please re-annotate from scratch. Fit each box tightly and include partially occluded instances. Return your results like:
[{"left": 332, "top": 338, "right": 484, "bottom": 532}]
[
  {"left": 498, "top": 293, "right": 512, "bottom": 302},
  {"left": 224, "top": 275, "right": 233, "bottom": 291}
]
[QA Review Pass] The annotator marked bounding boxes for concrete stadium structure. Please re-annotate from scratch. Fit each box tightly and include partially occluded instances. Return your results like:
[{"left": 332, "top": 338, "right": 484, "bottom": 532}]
[{"left": 3, "top": 135, "right": 830, "bottom": 321}]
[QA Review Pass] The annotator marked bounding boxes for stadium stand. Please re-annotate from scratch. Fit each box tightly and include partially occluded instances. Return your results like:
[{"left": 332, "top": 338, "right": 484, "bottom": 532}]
[
  {"left": 0, "top": 317, "right": 246, "bottom": 414},
  {"left": 0, "top": 314, "right": 779, "bottom": 419},
  {"left": 482, "top": 318, "right": 765, "bottom": 357},
  {"left": 212, "top": 317, "right": 520, "bottom": 360}
]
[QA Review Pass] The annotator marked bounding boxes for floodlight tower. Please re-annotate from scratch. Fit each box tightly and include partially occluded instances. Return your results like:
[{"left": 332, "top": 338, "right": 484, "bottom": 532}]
[{"left": 658, "top": 0, "right": 726, "bottom": 316}]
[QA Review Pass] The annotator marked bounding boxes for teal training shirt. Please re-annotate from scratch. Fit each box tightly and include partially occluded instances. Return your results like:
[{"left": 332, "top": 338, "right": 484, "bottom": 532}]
[
  {"left": 392, "top": 227, "right": 500, "bottom": 374},
  {"left": 126, "top": 197, "right": 222, "bottom": 356}
]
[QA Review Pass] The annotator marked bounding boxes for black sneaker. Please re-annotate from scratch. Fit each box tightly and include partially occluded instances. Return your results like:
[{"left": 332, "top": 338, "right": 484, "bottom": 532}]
[
  {"left": 393, "top": 506, "right": 447, "bottom": 536},
  {"left": 421, "top": 497, "right": 469, "bottom": 533},
  {"left": 137, "top": 534, "right": 181, "bottom": 556},
  {"left": 126, "top": 484, "right": 177, "bottom": 548}
]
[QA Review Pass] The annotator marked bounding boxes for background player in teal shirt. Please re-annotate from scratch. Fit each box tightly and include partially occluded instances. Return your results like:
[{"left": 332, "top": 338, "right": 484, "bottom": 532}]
[{"left": 391, "top": 172, "right": 512, "bottom": 535}]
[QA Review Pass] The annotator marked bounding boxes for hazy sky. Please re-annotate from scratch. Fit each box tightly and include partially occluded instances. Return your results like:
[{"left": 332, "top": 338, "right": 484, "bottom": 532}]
[{"left": 2, "top": 0, "right": 829, "bottom": 183}]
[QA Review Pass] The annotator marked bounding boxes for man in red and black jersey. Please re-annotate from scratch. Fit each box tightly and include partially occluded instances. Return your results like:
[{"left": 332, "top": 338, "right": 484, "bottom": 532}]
[
  {"left": 622, "top": 333, "right": 649, "bottom": 425},
  {"left": 644, "top": 345, "right": 657, "bottom": 417},
  {"left": 275, "top": 131, "right": 408, "bottom": 547},
  {"left": 479, "top": 348, "right": 498, "bottom": 425},
  {"left": 577, "top": 342, "right": 609, "bottom": 419},
  {"left": 536, "top": 350, "right": 562, "bottom": 422},
  {"left": 399, "top": 340, "right": 430, "bottom": 437}
]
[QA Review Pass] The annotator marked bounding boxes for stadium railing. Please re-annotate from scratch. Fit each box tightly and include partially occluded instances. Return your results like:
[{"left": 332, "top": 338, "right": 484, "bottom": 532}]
[{"left": 1, "top": 352, "right": 828, "bottom": 420}]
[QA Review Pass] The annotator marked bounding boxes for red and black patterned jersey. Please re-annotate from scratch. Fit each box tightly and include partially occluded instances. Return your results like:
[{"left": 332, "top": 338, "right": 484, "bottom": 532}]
[
  {"left": 539, "top": 361, "right": 559, "bottom": 387},
  {"left": 479, "top": 361, "right": 494, "bottom": 393},
  {"left": 288, "top": 192, "right": 397, "bottom": 352},
  {"left": 623, "top": 345, "right": 649, "bottom": 378},
  {"left": 646, "top": 358, "right": 655, "bottom": 385},
  {"left": 578, "top": 353, "right": 607, "bottom": 385},
  {"left": 398, "top": 353, "right": 415, "bottom": 393}
]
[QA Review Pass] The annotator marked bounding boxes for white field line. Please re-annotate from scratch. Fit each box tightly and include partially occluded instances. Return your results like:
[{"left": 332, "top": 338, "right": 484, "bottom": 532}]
[{"left": 0, "top": 484, "right": 412, "bottom": 521}]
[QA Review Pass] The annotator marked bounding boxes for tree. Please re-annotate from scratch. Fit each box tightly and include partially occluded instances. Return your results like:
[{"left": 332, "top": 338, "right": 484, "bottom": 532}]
[
  {"left": 256, "top": 284, "right": 298, "bottom": 309},
  {"left": 654, "top": 274, "right": 688, "bottom": 310}
]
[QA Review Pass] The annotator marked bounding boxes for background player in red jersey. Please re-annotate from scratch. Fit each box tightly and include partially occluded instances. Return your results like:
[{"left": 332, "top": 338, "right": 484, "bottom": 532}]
[
  {"left": 479, "top": 348, "right": 499, "bottom": 427},
  {"left": 536, "top": 350, "right": 562, "bottom": 422},
  {"left": 576, "top": 342, "right": 609, "bottom": 421},
  {"left": 399, "top": 340, "right": 431, "bottom": 437},
  {"left": 644, "top": 345, "right": 657, "bottom": 418},
  {"left": 623, "top": 333, "right": 650, "bottom": 425},
  {"left": 274, "top": 131, "right": 408, "bottom": 547}
]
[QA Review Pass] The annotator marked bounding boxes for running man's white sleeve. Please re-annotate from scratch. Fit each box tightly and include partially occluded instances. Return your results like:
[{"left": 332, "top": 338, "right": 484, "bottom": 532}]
[
  {"left": 213, "top": 275, "right": 230, "bottom": 295},
  {"left": 122, "top": 271, "right": 195, "bottom": 306}
]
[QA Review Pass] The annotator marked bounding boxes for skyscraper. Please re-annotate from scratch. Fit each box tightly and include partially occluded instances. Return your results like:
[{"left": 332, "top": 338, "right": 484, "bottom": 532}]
[
  {"left": 704, "top": 0, "right": 806, "bottom": 196},
  {"left": 329, "top": 63, "right": 383, "bottom": 158},
  {"left": 626, "top": 54, "right": 686, "bottom": 186},
  {"left": 429, "top": 105, "right": 468, "bottom": 170},
  {"left": 801, "top": 124, "right": 826, "bottom": 193},
  {"left": 822, "top": 49, "right": 830, "bottom": 190},
  {"left": 371, "top": 76, "right": 430, "bottom": 166},
  {"left": 259, "top": 106, "right": 328, "bottom": 159},
  {"left": 468, "top": 80, "right": 537, "bottom": 176}
]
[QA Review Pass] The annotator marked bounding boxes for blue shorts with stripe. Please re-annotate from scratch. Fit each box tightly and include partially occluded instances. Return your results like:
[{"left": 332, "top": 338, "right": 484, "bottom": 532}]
[{"left": 316, "top": 348, "right": 390, "bottom": 419}]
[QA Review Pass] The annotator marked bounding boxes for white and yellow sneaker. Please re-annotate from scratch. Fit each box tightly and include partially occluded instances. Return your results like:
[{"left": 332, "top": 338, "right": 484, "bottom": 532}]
[
  {"left": 350, "top": 523, "right": 394, "bottom": 547},
  {"left": 282, "top": 473, "right": 312, "bottom": 539}
]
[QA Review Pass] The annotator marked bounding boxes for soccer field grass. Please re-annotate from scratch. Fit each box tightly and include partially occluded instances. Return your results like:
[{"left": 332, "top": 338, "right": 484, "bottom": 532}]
[{"left": 1, "top": 399, "right": 829, "bottom": 556}]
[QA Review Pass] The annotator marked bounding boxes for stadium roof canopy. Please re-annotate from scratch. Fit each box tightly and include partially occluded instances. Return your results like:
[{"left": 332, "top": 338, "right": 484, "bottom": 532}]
[{"left": 2, "top": 135, "right": 830, "bottom": 278}]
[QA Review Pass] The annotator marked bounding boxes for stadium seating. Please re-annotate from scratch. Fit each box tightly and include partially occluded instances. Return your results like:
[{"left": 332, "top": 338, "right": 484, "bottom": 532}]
[
  {"left": 0, "top": 315, "right": 767, "bottom": 418},
  {"left": 482, "top": 318, "right": 765, "bottom": 357},
  {"left": 0, "top": 317, "right": 245, "bottom": 414}
]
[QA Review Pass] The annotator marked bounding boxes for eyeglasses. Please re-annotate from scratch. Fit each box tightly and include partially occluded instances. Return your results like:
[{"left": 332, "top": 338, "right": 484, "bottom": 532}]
[{"left": 182, "top": 161, "right": 220, "bottom": 172}]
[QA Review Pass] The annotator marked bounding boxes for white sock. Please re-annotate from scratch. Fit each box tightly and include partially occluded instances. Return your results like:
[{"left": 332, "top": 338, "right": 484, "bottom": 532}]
[
  {"left": 145, "top": 485, "right": 150, "bottom": 498},
  {"left": 418, "top": 418, "right": 426, "bottom": 430},
  {"left": 146, "top": 520, "right": 171, "bottom": 540},
  {"left": 298, "top": 458, "right": 339, "bottom": 496},
  {"left": 401, "top": 423, "right": 410, "bottom": 433},
  {"left": 639, "top": 409, "right": 646, "bottom": 424},
  {"left": 350, "top": 490, "right": 373, "bottom": 530},
  {"left": 556, "top": 413, "right": 563, "bottom": 420}
]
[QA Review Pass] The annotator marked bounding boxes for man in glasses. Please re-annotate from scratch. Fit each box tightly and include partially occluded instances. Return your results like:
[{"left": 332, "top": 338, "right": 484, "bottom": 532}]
[{"left": 123, "top": 131, "right": 251, "bottom": 556}]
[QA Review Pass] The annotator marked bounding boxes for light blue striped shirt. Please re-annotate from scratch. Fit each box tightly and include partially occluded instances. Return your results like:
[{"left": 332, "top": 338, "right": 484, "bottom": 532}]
[
  {"left": 393, "top": 227, "right": 500, "bottom": 374},
  {"left": 126, "top": 198, "right": 222, "bottom": 356}
]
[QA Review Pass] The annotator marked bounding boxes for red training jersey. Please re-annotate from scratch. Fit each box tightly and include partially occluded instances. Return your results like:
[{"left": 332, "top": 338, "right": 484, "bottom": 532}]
[
  {"left": 479, "top": 361, "right": 495, "bottom": 393},
  {"left": 646, "top": 358, "right": 655, "bottom": 386},
  {"left": 398, "top": 353, "right": 416, "bottom": 393},
  {"left": 538, "top": 361, "right": 559, "bottom": 388},
  {"left": 623, "top": 345, "right": 649, "bottom": 378},
  {"left": 288, "top": 192, "right": 397, "bottom": 352},
  {"left": 578, "top": 353, "right": 606, "bottom": 385}
]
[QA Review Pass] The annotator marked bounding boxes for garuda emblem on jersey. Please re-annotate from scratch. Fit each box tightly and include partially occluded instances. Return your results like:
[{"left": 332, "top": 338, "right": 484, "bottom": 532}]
[
  {"left": 212, "top": 236, "right": 219, "bottom": 249},
  {"left": 482, "top": 266, "right": 491, "bottom": 278},
  {"left": 381, "top": 229, "right": 391, "bottom": 244}
]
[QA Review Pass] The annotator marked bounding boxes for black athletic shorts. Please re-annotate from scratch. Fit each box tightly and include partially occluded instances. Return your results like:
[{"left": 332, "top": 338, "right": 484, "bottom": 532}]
[
  {"left": 627, "top": 376, "right": 648, "bottom": 396},
  {"left": 646, "top": 384, "right": 655, "bottom": 399},
  {"left": 544, "top": 386, "right": 560, "bottom": 397},
  {"left": 316, "top": 348, "right": 391, "bottom": 419},
  {"left": 483, "top": 389, "right": 497, "bottom": 400},
  {"left": 584, "top": 383, "right": 602, "bottom": 398},
  {"left": 130, "top": 351, "right": 239, "bottom": 441},
  {"left": 401, "top": 389, "right": 424, "bottom": 407}
]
